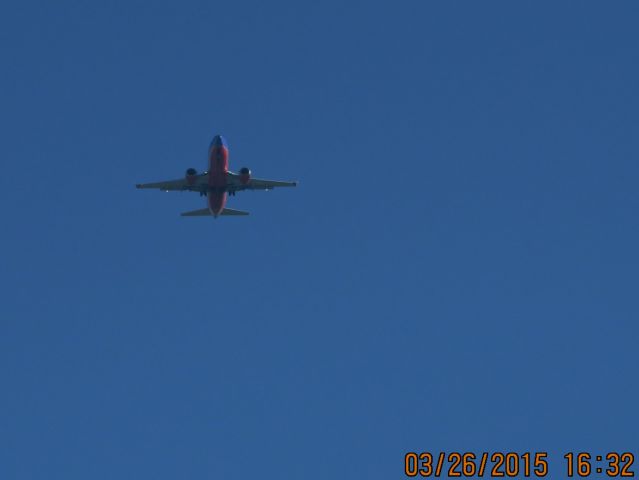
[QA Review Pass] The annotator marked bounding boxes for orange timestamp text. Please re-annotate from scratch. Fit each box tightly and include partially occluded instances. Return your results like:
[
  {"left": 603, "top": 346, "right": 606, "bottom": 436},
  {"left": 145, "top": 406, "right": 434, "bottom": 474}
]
[{"left": 404, "top": 451, "right": 636, "bottom": 478}]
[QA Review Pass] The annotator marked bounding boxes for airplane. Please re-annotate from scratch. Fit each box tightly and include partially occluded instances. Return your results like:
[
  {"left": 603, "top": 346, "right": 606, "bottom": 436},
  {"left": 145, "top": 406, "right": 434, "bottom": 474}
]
[{"left": 136, "top": 135, "right": 297, "bottom": 217}]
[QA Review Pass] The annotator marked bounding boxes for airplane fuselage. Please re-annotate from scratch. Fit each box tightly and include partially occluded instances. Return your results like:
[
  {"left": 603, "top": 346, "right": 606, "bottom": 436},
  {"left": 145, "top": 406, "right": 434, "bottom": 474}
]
[{"left": 207, "top": 135, "right": 229, "bottom": 216}]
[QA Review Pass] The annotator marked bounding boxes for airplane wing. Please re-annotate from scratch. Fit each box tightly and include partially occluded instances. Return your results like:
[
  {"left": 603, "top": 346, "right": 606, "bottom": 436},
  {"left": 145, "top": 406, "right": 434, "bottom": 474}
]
[
  {"left": 136, "top": 172, "right": 209, "bottom": 192},
  {"left": 226, "top": 171, "right": 297, "bottom": 191},
  {"left": 136, "top": 171, "right": 296, "bottom": 192}
]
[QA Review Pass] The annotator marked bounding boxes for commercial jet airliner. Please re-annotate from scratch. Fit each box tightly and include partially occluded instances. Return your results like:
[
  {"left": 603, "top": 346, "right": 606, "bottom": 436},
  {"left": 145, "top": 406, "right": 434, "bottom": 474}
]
[{"left": 136, "top": 135, "right": 297, "bottom": 217}]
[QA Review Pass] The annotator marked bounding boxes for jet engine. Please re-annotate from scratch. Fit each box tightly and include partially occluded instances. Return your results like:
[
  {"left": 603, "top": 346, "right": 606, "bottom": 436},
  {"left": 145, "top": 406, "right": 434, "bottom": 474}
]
[
  {"left": 239, "top": 167, "right": 251, "bottom": 185},
  {"left": 185, "top": 168, "right": 197, "bottom": 185}
]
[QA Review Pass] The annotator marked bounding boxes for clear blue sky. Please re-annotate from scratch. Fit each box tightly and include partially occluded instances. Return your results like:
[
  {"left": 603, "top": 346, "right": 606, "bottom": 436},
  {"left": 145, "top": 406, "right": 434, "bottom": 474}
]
[{"left": 1, "top": 1, "right": 637, "bottom": 478}]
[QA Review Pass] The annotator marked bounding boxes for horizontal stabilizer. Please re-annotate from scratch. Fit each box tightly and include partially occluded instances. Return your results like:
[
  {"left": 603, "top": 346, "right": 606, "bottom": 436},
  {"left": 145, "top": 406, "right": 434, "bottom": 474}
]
[
  {"left": 180, "top": 208, "right": 211, "bottom": 216},
  {"left": 180, "top": 207, "right": 249, "bottom": 217},
  {"left": 220, "top": 207, "right": 249, "bottom": 216}
]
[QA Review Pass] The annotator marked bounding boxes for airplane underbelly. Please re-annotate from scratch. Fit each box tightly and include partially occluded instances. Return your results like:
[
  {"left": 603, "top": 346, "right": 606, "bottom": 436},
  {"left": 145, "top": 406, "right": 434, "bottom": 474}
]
[
  {"left": 208, "top": 146, "right": 229, "bottom": 186},
  {"left": 209, "top": 171, "right": 227, "bottom": 187},
  {"left": 208, "top": 191, "right": 227, "bottom": 215}
]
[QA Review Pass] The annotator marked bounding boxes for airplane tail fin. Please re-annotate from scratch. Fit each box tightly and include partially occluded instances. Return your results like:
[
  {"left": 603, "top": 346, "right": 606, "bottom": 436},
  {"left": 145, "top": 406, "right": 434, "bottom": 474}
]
[{"left": 180, "top": 207, "right": 249, "bottom": 217}]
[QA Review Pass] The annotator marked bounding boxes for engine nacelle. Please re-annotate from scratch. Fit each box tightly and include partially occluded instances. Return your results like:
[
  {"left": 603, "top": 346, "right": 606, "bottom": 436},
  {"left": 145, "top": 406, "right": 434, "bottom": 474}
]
[
  {"left": 185, "top": 168, "right": 197, "bottom": 185},
  {"left": 239, "top": 167, "right": 251, "bottom": 185}
]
